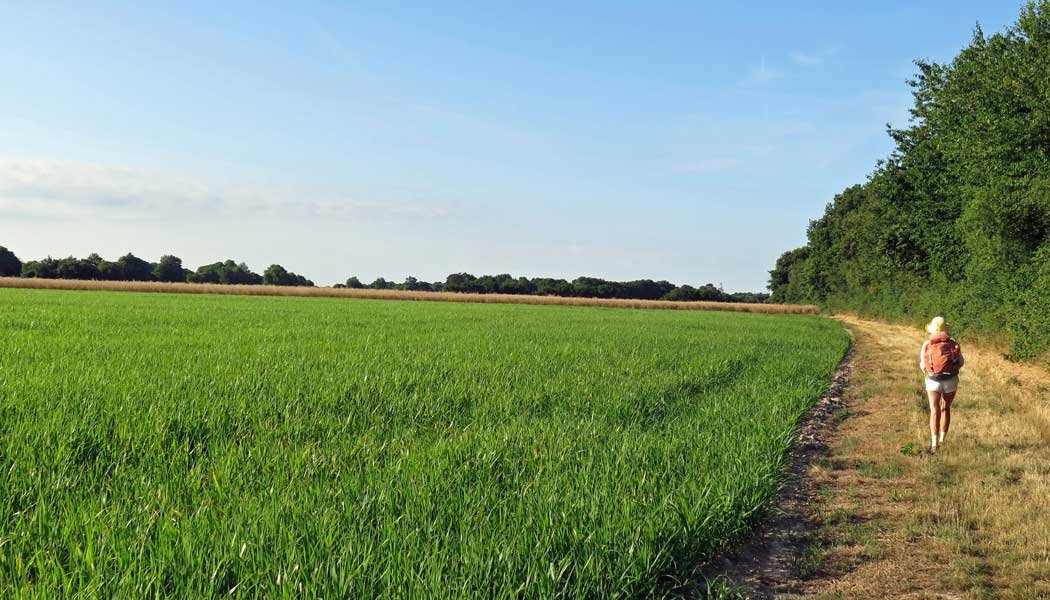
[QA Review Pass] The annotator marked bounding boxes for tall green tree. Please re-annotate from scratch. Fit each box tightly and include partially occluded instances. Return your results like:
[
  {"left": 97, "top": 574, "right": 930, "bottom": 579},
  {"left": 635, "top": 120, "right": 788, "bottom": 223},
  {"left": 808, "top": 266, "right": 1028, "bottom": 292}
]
[
  {"left": 117, "top": 253, "right": 154, "bottom": 281},
  {"left": 55, "top": 257, "right": 100, "bottom": 280},
  {"left": 188, "top": 260, "right": 263, "bottom": 285},
  {"left": 263, "top": 264, "right": 314, "bottom": 287},
  {"left": 771, "top": 1, "right": 1050, "bottom": 357},
  {"left": 21, "top": 258, "right": 59, "bottom": 279},
  {"left": 154, "top": 255, "right": 188, "bottom": 282},
  {"left": 0, "top": 246, "right": 21, "bottom": 277}
]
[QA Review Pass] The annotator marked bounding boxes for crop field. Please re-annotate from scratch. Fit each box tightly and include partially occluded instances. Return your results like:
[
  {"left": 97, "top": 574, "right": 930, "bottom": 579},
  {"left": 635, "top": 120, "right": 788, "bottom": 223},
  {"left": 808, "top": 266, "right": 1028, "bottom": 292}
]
[
  {"left": 0, "top": 288, "right": 847, "bottom": 598},
  {"left": 0, "top": 277, "right": 819, "bottom": 314}
]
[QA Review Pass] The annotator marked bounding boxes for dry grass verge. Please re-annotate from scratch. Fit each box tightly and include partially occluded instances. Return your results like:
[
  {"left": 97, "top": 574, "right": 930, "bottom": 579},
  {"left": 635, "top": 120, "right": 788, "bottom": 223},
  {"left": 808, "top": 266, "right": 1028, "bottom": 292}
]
[
  {"left": 787, "top": 315, "right": 1050, "bottom": 599},
  {"left": 0, "top": 277, "right": 817, "bottom": 314}
]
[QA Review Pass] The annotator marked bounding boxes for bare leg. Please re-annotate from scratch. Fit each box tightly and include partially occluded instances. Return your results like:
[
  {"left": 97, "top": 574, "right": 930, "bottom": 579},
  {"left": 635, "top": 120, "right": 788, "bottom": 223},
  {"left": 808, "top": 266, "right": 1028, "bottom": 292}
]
[
  {"left": 927, "top": 390, "right": 942, "bottom": 448},
  {"left": 941, "top": 391, "right": 955, "bottom": 435}
]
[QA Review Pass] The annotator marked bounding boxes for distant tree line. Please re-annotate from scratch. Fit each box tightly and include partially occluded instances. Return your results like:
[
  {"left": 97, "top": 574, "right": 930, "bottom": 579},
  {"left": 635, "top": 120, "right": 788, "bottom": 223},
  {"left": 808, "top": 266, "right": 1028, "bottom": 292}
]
[
  {"left": 0, "top": 247, "right": 314, "bottom": 287},
  {"left": 336, "top": 272, "right": 769, "bottom": 303},
  {"left": 768, "top": 2, "right": 1050, "bottom": 358},
  {"left": 1, "top": 245, "right": 770, "bottom": 303}
]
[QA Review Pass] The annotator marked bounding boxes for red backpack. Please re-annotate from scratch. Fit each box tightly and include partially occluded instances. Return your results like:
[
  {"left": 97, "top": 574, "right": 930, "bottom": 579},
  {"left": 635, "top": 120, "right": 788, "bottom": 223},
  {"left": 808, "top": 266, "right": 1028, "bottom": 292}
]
[{"left": 925, "top": 332, "right": 962, "bottom": 379}]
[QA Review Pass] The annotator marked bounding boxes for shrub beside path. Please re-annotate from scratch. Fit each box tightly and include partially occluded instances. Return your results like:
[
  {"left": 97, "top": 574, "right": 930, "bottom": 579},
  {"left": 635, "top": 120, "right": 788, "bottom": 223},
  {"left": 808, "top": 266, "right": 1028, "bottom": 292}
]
[{"left": 710, "top": 315, "right": 1050, "bottom": 598}]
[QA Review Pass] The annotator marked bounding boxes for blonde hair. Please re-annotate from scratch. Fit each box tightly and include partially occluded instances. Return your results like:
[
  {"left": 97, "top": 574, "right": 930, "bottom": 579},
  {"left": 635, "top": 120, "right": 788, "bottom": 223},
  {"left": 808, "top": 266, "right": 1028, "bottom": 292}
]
[{"left": 925, "top": 316, "right": 948, "bottom": 335}]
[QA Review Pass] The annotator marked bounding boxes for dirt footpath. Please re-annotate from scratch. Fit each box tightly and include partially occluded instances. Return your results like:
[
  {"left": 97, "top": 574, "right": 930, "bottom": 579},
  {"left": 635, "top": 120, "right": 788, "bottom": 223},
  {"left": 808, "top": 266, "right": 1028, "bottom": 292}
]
[{"left": 708, "top": 315, "right": 1050, "bottom": 599}]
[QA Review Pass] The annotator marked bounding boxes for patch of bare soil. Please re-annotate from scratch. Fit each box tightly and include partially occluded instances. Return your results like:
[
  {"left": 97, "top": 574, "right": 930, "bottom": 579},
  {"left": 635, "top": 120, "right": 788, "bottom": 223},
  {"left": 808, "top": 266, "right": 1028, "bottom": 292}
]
[{"left": 700, "top": 315, "right": 1050, "bottom": 599}]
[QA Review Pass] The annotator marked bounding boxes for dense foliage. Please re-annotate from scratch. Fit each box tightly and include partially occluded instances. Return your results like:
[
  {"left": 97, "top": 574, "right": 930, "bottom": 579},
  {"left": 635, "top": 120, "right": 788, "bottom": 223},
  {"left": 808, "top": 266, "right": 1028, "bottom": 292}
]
[
  {"left": 0, "top": 246, "right": 22, "bottom": 277},
  {"left": 0, "top": 288, "right": 845, "bottom": 597},
  {"left": 3, "top": 246, "right": 769, "bottom": 302},
  {"left": 262, "top": 264, "right": 315, "bottom": 287},
  {"left": 154, "top": 255, "right": 190, "bottom": 283},
  {"left": 770, "top": 1, "right": 1050, "bottom": 358},
  {"left": 10, "top": 249, "right": 315, "bottom": 288},
  {"left": 339, "top": 272, "right": 771, "bottom": 303},
  {"left": 4, "top": 246, "right": 776, "bottom": 302}
]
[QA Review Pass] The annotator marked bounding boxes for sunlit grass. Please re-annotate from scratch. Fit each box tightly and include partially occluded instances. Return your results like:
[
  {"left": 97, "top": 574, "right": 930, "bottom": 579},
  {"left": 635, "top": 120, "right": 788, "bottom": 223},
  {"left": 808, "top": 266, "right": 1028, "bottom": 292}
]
[{"left": 0, "top": 288, "right": 846, "bottom": 597}]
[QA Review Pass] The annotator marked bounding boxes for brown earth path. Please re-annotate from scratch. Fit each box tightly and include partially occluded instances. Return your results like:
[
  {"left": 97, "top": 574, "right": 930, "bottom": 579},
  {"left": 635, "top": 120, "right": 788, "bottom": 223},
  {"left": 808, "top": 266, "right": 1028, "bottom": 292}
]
[{"left": 708, "top": 315, "right": 1050, "bottom": 599}]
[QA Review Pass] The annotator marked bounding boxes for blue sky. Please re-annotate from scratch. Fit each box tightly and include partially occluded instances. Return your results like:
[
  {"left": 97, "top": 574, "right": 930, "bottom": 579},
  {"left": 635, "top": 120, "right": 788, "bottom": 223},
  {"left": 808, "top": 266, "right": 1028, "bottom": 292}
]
[{"left": 0, "top": 1, "right": 1024, "bottom": 290}]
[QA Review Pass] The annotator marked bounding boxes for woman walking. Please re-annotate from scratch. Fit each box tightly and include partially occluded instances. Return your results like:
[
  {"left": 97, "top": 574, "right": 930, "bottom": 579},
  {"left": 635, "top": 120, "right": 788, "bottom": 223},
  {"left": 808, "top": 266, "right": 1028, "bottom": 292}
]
[{"left": 920, "top": 316, "right": 964, "bottom": 453}]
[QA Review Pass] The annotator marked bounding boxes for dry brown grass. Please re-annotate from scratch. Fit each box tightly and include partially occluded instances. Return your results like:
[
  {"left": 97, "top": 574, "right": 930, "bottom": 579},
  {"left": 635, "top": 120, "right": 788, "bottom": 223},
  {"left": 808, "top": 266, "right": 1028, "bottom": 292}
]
[
  {"left": 792, "top": 315, "right": 1050, "bottom": 599},
  {"left": 0, "top": 277, "right": 818, "bottom": 314}
]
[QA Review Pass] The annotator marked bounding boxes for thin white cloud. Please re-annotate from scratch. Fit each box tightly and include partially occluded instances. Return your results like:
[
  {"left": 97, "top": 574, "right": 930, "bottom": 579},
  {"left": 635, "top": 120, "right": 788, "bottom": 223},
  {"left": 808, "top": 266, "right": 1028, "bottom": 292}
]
[
  {"left": 789, "top": 45, "right": 839, "bottom": 67},
  {"left": 739, "top": 144, "right": 775, "bottom": 159},
  {"left": 789, "top": 51, "right": 821, "bottom": 66},
  {"left": 0, "top": 159, "right": 453, "bottom": 223},
  {"left": 740, "top": 56, "right": 782, "bottom": 86}
]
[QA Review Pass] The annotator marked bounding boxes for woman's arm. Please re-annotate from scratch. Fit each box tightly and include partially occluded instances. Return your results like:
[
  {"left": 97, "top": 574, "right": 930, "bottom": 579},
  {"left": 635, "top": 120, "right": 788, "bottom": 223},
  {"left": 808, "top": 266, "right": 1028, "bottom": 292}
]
[{"left": 919, "top": 340, "right": 928, "bottom": 372}]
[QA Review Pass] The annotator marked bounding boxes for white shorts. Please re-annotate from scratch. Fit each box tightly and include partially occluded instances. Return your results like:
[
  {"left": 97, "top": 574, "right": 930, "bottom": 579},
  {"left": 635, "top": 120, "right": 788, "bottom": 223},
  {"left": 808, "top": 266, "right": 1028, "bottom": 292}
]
[{"left": 925, "top": 375, "right": 959, "bottom": 395}]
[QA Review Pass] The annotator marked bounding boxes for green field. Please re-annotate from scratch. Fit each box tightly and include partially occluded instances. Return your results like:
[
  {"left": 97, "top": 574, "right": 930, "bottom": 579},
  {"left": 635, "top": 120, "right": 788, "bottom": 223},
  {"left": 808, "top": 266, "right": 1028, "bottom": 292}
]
[{"left": 0, "top": 289, "right": 847, "bottom": 597}]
